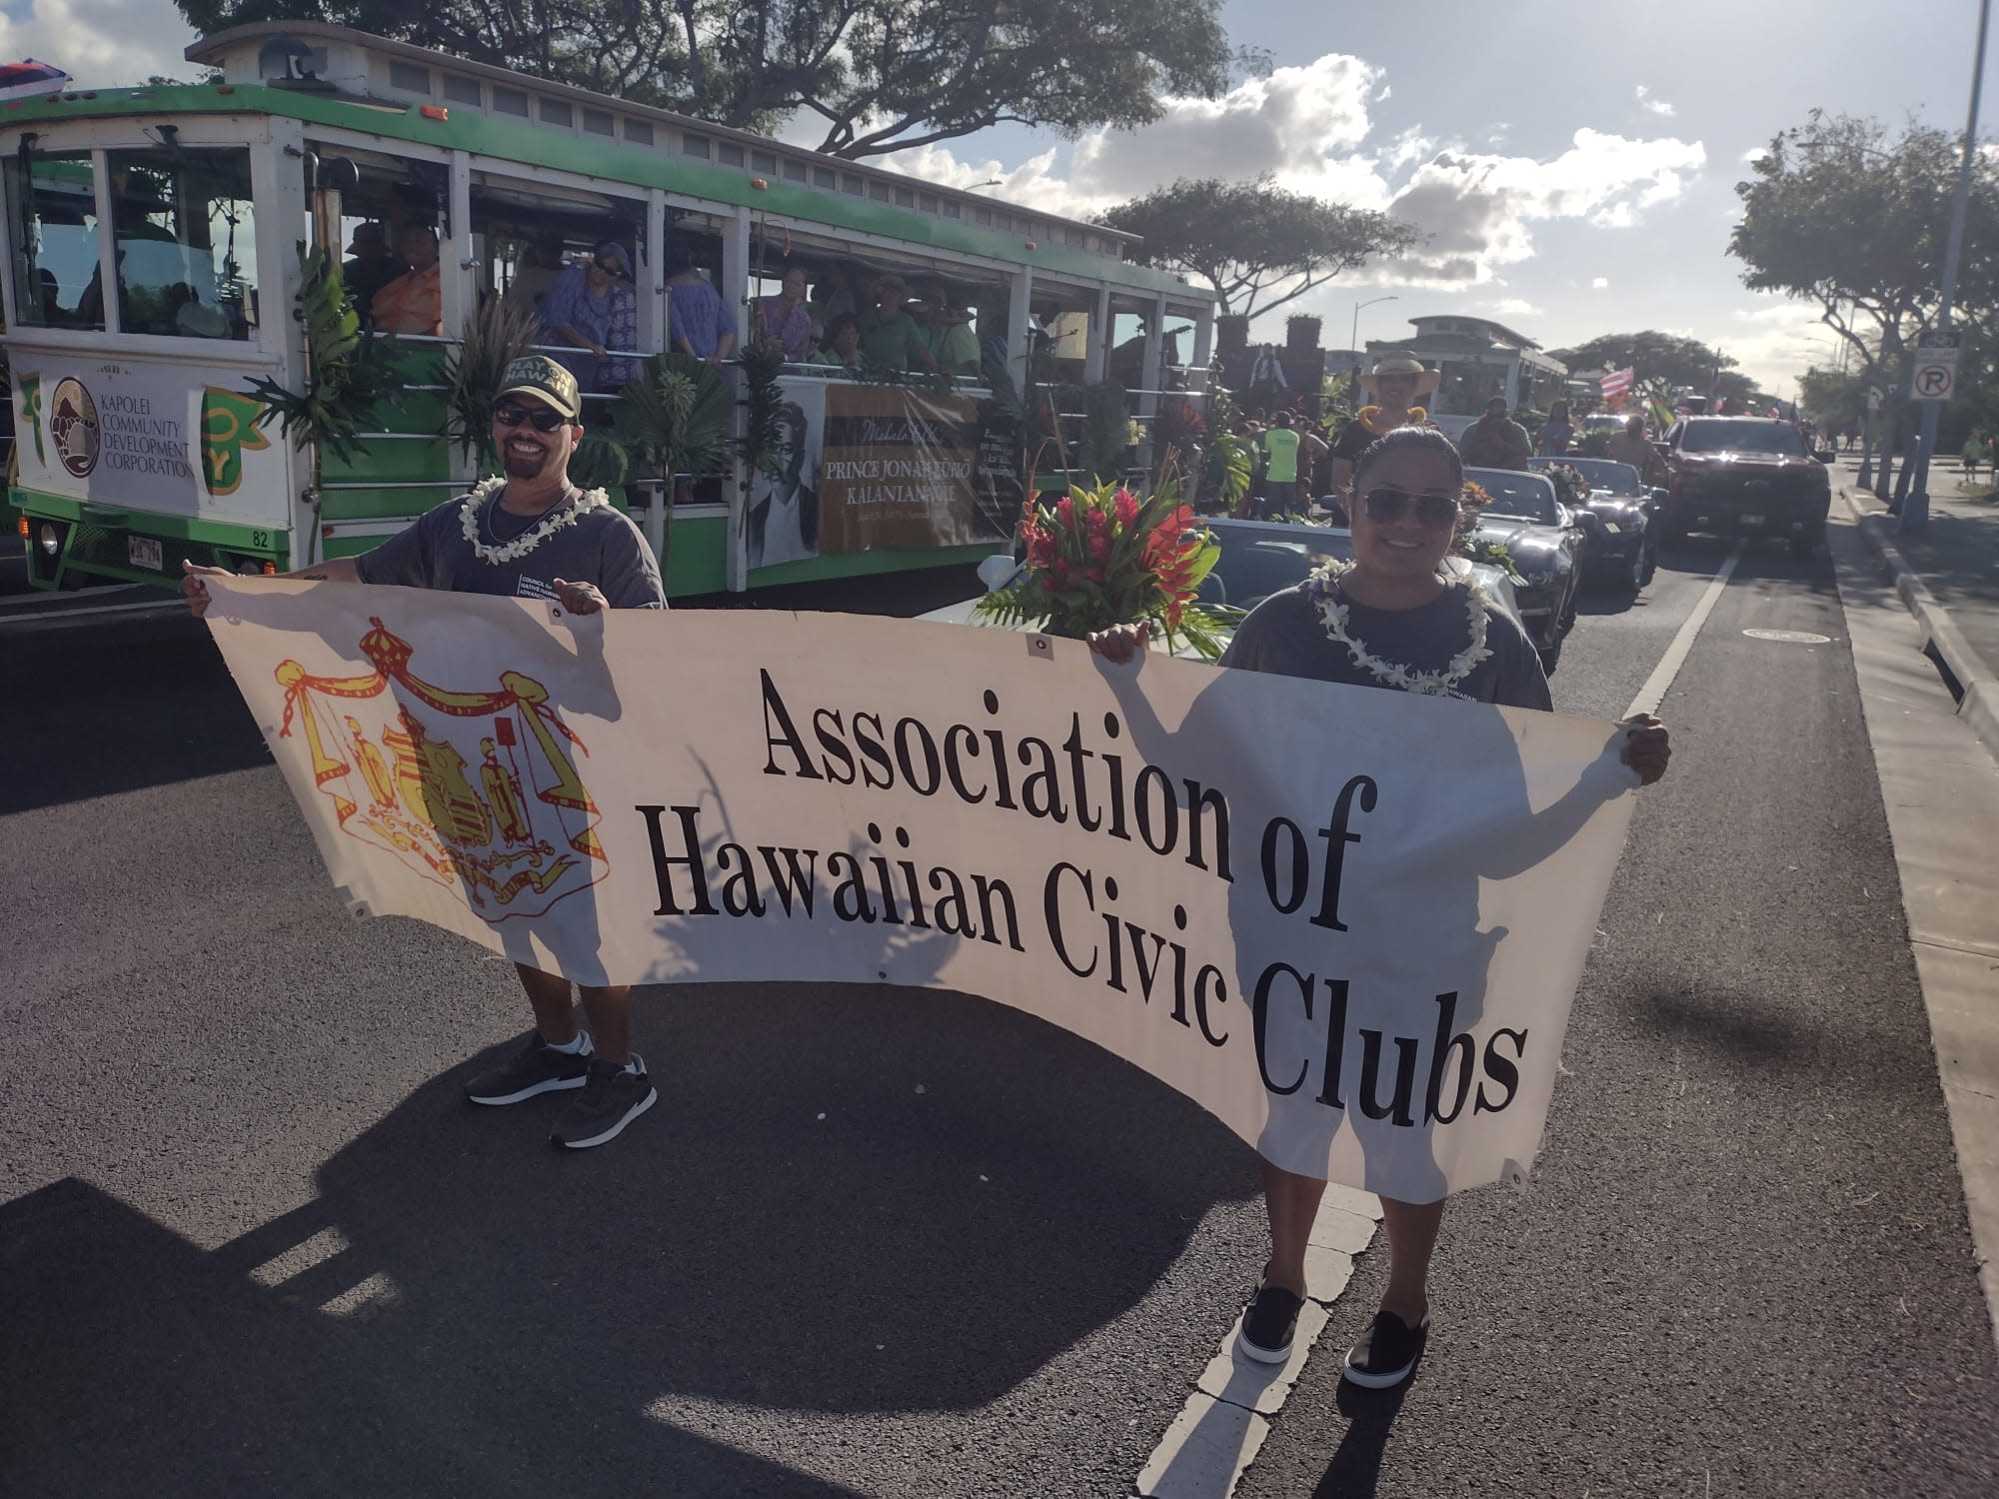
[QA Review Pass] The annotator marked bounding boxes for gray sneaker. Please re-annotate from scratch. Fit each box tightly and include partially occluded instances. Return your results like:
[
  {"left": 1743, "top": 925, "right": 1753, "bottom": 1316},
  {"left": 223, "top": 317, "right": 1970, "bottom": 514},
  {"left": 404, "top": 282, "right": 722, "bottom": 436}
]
[
  {"left": 550, "top": 1056, "right": 657, "bottom": 1149},
  {"left": 465, "top": 1033, "right": 592, "bottom": 1105}
]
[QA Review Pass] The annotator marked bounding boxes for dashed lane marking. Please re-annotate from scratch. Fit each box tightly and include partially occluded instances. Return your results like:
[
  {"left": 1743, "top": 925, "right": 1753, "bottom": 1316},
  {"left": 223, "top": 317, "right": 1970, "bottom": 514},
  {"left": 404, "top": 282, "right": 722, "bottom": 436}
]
[{"left": 1625, "top": 546, "right": 1743, "bottom": 719}]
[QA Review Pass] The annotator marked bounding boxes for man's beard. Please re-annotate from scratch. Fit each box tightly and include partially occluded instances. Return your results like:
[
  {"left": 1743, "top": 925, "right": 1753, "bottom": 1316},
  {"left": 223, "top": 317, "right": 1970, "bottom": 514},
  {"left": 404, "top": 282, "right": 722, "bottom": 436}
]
[{"left": 502, "top": 440, "right": 553, "bottom": 479}]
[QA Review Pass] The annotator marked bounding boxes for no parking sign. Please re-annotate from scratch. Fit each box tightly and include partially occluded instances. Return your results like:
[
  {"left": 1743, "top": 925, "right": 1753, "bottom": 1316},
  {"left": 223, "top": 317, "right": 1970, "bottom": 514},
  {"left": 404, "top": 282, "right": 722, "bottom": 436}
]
[{"left": 1913, "top": 331, "right": 1962, "bottom": 401}]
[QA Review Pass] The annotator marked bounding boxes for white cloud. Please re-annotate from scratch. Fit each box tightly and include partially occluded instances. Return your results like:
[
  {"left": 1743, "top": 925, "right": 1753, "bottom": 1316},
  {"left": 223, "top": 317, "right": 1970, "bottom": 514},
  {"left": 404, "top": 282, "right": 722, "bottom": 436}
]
[
  {"left": 1592, "top": 276, "right": 1610, "bottom": 289},
  {"left": 1379, "top": 128, "right": 1706, "bottom": 282},
  {"left": 0, "top": 0, "right": 197, "bottom": 86},
  {"left": 1636, "top": 85, "right": 1677, "bottom": 119},
  {"left": 880, "top": 54, "right": 1704, "bottom": 319},
  {"left": 1374, "top": 84, "right": 1392, "bottom": 102},
  {"left": 1741, "top": 147, "right": 1771, "bottom": 164},
  {"left": 1488, "top": 297, "right": 1542, "bottom": 317},
  {"left": 1714, "top": 298, "right": 1844, "bottom": 393},
  {"left": 1069, "top": 53, "right": 1380, "bottom": 192}
]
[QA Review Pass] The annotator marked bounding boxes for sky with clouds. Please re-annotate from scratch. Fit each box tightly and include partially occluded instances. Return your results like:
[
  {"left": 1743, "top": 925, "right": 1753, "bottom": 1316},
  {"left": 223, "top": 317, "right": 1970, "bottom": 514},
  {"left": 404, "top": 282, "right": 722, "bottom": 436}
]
[{"left": 9, "top": 0, "right": 1996, "bottom": 395}]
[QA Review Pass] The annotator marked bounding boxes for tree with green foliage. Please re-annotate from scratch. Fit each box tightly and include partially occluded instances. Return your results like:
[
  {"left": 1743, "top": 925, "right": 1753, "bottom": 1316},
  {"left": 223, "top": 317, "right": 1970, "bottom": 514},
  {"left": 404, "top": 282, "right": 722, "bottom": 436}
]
[
  {"left": 173, "top": 0, "right": 1241, "bottom": 159},
  {"left": 1729, "top": 111, "right": 1999, "bottom": 487},
  {"left": 1547, "top": 330, "right": 1763, "bottom": 403},
  {"left": 1797, "top": 365, "right": 1868, "bottom": 434},
  {"left": 1096, "top": 176, "right": 1422, "bottom": 320}
]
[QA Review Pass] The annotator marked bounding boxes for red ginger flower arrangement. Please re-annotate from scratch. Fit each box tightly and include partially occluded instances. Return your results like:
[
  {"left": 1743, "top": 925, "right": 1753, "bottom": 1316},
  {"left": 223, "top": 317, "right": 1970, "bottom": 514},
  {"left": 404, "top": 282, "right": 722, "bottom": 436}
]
[{"left": 978, "top": 472, "right": 1229, "bottom": 659}]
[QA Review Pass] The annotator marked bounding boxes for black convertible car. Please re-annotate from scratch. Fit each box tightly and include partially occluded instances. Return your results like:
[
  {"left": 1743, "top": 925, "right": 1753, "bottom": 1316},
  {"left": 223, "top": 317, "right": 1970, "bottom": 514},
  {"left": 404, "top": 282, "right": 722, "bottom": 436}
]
[
  {"left": 1464, "top": 467, "right": 1584, "bottom": 673},
  {"left": 1529, "top": 456, "right": 1661, "bottom": 593}
]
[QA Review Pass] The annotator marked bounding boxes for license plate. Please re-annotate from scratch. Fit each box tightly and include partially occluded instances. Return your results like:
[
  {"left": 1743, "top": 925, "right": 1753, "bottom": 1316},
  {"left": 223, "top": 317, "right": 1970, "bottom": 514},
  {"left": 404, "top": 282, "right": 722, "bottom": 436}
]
[
  {"left": 128, "top": 536, "right": 163, "bottom": 570},
  {"left": 1739, "top": 513, "right": 1765, "bottom": 527}
]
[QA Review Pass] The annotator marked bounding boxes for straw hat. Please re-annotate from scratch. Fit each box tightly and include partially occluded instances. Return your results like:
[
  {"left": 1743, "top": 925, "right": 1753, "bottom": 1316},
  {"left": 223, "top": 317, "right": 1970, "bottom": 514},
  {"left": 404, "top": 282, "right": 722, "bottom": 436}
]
[{"left": 1360, "top": 353, "right": 1441, "bottom": 400}]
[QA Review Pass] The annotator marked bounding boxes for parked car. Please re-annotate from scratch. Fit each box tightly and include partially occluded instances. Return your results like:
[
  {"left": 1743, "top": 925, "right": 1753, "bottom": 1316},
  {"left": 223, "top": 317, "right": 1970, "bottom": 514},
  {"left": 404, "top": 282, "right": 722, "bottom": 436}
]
[
  {"left": 927, "top": 518, "right": 1524, "bottom": 657},
  {"left": 1463, "top": 467, "right": 1585, "bottom": 672},
  {"left": 1659, "top": 416, "right": 1831, "bottom": 557},
  {"left": 1529, "top": 455, "right": 1660, "bottom": 592}
]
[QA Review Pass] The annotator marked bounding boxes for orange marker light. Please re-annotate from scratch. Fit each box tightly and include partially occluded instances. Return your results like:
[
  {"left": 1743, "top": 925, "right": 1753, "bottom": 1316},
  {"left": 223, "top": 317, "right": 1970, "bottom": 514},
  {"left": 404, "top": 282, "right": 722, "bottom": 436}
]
[
  {"left": 262, "top": 561, "right": 278, "bottom": 576},
  {"left": 16, "top": 516, "right": 26, "bottom": 538},
  {"left": 421, "top": 105, "right": 448, "bottom": 121}
]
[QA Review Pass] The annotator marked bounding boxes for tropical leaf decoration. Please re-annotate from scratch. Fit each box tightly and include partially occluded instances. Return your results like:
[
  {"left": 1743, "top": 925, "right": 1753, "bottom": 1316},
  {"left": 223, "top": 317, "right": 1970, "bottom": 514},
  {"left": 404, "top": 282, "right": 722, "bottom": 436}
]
[
  {"left": 566, "top": 432, "right": 631, "bottom": 490},
  {"left": 609, "top": 351, "right": 731, "bottom": 487},
  {"left": 975, "top": 468, "right": 1233, "bottom": 660},
  {"left": 243, "top": 244, "right": 405, "bottom": 464},
  {"left": 1454, "top": 481, "right": 1522, "bottom": 581},
  {"left": 736, "top": 334, "right": 789, "bottom": 480},
  {"left": 1066, "top": 379, "right": 1132, "bottom": 483},
  {"left": 443, "top": 294, "right": 542, "bottom": 467}
]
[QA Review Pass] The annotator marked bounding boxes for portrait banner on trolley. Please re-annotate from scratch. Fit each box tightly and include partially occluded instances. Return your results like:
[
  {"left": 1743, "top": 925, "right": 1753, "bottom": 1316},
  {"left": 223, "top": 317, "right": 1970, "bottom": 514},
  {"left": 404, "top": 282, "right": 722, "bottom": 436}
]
[
  {"left": 747, "top": 378, "right": 1018, "bottom": 573},
  {"left": 202, "top": 577, "right": 1639, "bottom": 1201}
]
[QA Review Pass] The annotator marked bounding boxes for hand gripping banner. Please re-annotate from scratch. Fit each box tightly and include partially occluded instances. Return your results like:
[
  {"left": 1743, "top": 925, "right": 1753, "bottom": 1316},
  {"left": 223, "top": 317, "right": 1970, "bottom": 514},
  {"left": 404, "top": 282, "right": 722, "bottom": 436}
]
[{"left": 203, "top": 578, "right": 1639, "bottom": 1201}]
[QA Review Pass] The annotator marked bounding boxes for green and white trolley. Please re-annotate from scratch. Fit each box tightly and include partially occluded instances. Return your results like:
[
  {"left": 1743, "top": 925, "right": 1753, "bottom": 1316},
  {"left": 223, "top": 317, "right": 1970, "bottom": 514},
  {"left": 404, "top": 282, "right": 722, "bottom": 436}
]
[{"left": 2, "top": 23, "right": 1215, "bottom": 598}]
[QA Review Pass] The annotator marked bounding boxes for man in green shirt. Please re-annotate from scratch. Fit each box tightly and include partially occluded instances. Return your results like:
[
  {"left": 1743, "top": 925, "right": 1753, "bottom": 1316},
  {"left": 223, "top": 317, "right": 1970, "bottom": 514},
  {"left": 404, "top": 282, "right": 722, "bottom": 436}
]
[
  {"left": 920, "top": 282, "right": 980, "bottom": 376},
  {"left": 1259, "top": 410, "right": 1304, "bottom": 516},
  {"left": 857, "top": 273, "right": 938, "bottom": 375}
]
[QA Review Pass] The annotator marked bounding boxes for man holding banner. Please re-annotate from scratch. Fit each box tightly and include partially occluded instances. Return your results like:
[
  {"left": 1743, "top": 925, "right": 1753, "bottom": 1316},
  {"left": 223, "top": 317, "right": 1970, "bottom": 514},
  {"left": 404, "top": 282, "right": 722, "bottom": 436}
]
[
  {"left": 182, "top": 356, "right": 670, "bottom": 1151},
  {"left": 1094, "top": 426, "right": 1671, "bottom": 1390}
]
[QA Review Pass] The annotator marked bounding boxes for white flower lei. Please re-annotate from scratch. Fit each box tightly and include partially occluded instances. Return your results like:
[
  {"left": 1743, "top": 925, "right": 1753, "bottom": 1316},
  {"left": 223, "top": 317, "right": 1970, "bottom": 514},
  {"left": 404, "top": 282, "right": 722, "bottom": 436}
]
[
  {"left": 458, "top": 476, "right": 610, "bottom": 565},
  {"left": 1310, "top": 560, "right": 1493, "bottom": 699}
]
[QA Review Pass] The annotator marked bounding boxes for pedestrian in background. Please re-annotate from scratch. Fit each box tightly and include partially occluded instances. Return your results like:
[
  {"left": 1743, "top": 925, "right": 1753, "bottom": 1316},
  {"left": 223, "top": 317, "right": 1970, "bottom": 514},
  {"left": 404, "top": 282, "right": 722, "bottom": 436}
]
[
  {"left": 1536, "top": 400, "right": 1574, "bottom": 456},
  {"left": 1259, "top": 410, "right": 1303, "bottom": 517},
  {"left": 1458, "top": 396, "right": 1533, "bottom": 470}
]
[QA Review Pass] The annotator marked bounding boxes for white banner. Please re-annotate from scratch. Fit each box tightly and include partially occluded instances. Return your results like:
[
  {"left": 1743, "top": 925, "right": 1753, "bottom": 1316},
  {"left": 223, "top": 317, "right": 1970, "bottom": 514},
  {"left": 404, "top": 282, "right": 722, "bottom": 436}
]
[
  {"left": 10, "top": 349, "right": 287, "bottom": 527},
  {"left": 202, "top": 578, "right": 1638, "bottom": 1199}
]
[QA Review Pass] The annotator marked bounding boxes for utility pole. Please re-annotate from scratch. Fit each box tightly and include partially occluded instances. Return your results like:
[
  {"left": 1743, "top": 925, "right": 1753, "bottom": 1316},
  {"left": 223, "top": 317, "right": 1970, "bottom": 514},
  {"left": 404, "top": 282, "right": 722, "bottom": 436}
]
[{"left": 1905, "top": 0, "right": 1991, "bottom": 531}]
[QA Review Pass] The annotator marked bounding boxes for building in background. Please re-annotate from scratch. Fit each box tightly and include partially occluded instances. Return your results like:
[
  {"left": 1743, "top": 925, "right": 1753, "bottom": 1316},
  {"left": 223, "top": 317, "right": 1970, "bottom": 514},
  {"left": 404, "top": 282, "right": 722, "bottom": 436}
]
[{"left": 1365, "top": 315, "right": 1570, "bottom": 415}]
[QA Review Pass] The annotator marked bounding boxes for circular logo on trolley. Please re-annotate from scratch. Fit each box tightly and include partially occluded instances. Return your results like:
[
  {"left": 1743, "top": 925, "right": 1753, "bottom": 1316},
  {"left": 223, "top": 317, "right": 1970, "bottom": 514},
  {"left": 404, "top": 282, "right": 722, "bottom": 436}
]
[{"left": 49, "top": 376, "right": 101, "bottom": 478}]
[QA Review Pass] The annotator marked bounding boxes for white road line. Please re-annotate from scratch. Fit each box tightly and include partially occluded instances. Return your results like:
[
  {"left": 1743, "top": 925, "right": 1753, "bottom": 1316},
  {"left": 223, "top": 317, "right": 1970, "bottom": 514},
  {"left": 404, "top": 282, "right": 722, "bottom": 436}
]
[
  {"left": 1135, "top": 551, "right": 1744, "bottom": 1496},
  {"left": 0, "top": 596, "right": 184, "bottom": 633},
  {"left": 1623, "top": 546, "right": 1743, "bottom": 720}
]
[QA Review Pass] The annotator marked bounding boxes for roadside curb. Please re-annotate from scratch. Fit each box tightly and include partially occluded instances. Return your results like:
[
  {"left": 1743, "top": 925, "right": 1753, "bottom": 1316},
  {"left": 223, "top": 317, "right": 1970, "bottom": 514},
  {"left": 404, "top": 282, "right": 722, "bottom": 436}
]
[{"left": 1840, "top": 487, "right": 1999, "bottom": 765}]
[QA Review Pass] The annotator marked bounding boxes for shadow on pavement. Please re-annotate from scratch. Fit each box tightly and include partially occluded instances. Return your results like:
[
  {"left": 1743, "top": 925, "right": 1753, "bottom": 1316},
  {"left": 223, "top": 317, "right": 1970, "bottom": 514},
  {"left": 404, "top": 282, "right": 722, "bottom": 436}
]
[
  {"left": 1310, "top": 1371, "right": 1419, "bottom": 1498},
  {"left": 1, "top": 981, "right": 1259, "bottom": 1497},
  {"left": 0, "top": 611, "right": 272, "bottom": 815}
]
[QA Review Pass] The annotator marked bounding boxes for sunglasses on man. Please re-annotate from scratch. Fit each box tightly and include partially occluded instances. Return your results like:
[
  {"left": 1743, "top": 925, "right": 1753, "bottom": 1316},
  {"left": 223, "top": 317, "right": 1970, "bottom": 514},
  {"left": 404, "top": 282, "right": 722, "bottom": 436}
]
[
  {"left": 493, "top": 403, "right": 569, "bottom": 433},
  {"left": 1361, "top": 486, "right": 1460, "bottom": 527}
]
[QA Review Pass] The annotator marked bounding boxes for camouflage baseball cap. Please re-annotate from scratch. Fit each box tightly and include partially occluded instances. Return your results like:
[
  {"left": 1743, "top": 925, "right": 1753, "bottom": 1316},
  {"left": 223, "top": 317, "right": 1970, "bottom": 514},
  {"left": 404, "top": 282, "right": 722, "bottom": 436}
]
[{"left": 497, "top": 355, "right": 581, "bottom": 420}]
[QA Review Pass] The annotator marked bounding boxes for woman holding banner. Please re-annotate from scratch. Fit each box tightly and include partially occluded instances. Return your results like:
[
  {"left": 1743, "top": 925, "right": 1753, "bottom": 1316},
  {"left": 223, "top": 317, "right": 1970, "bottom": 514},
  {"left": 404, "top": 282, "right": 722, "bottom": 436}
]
[{"left": 1093, "top": 426, "right": 1671, "bottom": 1391}]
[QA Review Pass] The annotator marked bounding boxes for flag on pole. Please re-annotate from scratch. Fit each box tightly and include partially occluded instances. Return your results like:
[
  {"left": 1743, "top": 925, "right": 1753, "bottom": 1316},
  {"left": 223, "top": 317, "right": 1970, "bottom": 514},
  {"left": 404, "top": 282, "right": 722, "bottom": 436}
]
[
  {"left": 0, "top": 60, "right": 71, "bottom": 103},
  {"left": 1600, "top": 367, "right": 1635, "bottom": 399}
]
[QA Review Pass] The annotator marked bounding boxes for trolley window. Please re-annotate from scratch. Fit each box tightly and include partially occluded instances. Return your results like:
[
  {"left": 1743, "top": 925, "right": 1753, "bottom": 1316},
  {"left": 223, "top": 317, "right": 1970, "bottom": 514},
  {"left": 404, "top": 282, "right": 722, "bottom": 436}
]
[
  {"left": 104, "top": 147, "right": 259, "bottom": 341},
  {"left": 4, "top": 150, "right": 103, "bottom": 330}
]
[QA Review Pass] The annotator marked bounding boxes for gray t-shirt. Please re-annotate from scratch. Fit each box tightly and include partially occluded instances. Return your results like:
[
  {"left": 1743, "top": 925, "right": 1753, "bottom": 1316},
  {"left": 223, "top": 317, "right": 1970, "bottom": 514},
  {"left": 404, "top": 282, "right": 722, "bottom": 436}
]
[
  {"left": 354, "top": 487, "right": 667, "bottom": 608},
  {"left": 1219, "top": 576, "right": 1551, "bottom": 711}
]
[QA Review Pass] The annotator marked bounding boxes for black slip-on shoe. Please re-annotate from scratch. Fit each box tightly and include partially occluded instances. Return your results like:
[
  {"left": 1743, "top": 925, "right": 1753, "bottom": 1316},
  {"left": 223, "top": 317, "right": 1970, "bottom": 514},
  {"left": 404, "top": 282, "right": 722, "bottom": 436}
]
[
  {"left": 1237, "top": 1283, "right": 1306, "bottom": 1364},
  {"left": 1341, "top": 1309, "right": 1430, "bottom": 1389}
]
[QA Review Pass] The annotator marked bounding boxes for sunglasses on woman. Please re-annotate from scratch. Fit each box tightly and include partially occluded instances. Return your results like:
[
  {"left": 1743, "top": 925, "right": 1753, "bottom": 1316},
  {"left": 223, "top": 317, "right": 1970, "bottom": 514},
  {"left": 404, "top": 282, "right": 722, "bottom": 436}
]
[
  {"left": 1362, "top": 486, "right": 1460, "bottom": 527},
  {"left": 492, "top": 403, "right": 568, "bottom": 433}
]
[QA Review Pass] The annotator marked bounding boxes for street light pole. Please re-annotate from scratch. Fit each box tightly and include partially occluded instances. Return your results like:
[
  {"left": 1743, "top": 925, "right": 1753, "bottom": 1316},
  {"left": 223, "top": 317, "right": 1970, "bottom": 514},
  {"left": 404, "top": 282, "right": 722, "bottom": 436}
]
[
  {"left": 1352, "top": 295, "right": 1398, "bottom": 361},
  {"left": 1906, "top": 0, "right": 1991, "bottom": 531}
]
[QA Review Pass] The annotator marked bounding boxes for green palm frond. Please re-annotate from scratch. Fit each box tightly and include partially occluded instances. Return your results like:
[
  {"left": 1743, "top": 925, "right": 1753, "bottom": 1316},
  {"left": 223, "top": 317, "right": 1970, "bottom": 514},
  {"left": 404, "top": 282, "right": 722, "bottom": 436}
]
[
  {"left": 245, "top": 244, "right": 405, "bottom": 465},
  {"left": 443, "top": 296, "right": 542, "bottom": 466},
  {"left": 610, "top": 352, "right": 731, "bottom": 483}
]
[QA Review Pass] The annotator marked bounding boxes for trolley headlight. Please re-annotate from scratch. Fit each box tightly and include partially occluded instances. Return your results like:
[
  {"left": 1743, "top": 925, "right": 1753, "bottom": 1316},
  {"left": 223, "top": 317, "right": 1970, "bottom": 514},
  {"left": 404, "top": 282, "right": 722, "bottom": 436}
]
[{"left": 36, "top": 522, "right": 61, "bottom": 558}]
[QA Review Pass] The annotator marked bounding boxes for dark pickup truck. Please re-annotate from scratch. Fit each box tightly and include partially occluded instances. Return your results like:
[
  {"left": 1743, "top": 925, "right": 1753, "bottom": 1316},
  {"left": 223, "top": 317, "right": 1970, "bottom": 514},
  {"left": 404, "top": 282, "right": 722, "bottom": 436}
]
[{"left": 1659, "top": 417, "right": 1832, "bottom": 557}]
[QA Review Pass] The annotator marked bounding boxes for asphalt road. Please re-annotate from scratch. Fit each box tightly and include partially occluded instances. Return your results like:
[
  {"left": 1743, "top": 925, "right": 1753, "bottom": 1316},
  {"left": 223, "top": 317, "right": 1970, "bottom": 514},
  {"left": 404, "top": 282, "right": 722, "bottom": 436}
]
[{"left": 2, "top": 541, "right": 1992, "bottom": 1497}]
